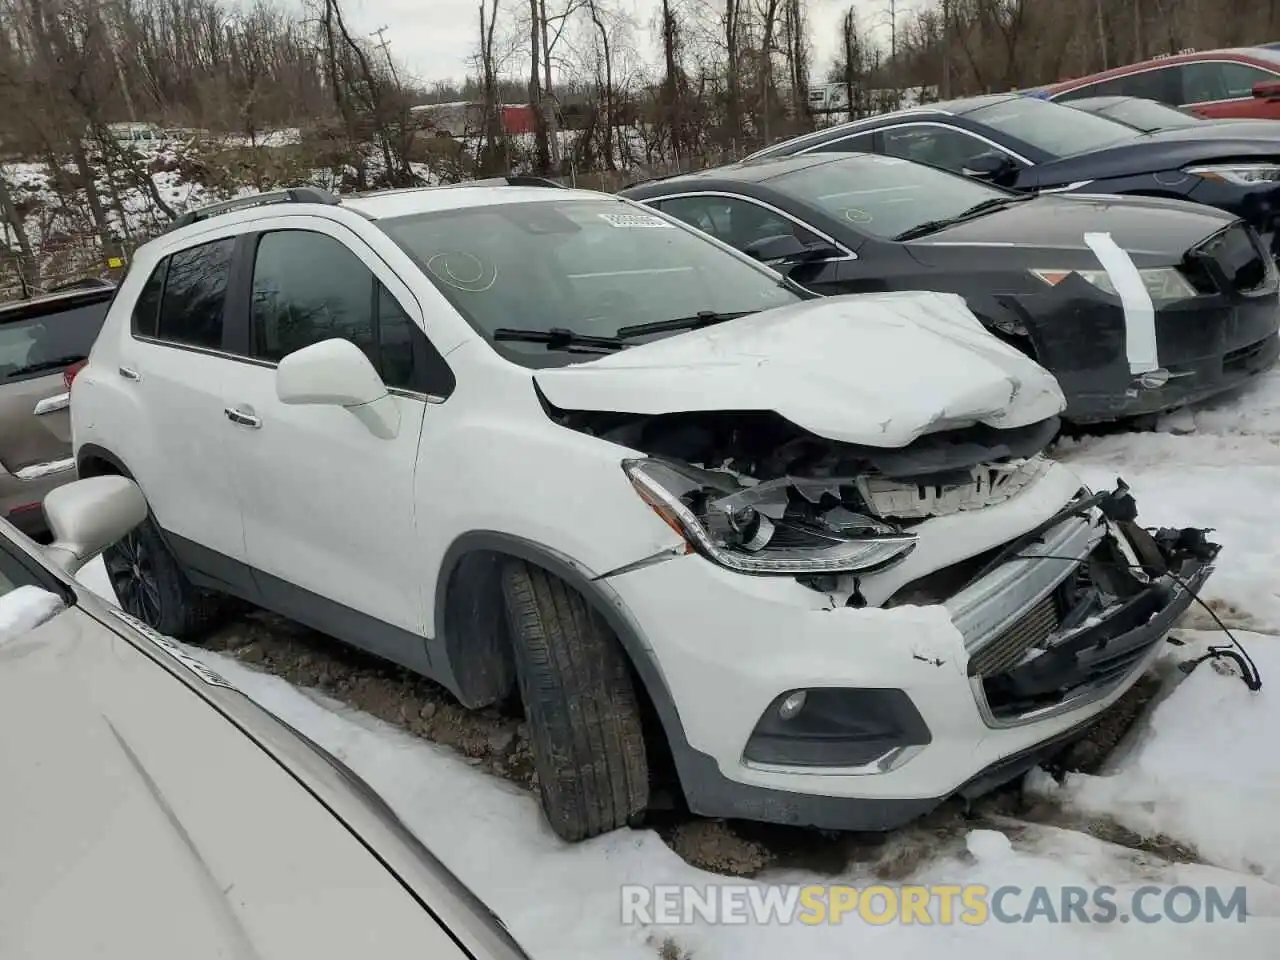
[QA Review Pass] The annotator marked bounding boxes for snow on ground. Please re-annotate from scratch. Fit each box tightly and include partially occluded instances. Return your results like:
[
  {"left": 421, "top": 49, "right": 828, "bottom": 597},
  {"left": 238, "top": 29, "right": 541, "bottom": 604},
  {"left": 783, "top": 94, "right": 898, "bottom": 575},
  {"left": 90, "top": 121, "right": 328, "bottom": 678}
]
[{"left": 73, "top": 368, "right": 1280, "bottom": 958}]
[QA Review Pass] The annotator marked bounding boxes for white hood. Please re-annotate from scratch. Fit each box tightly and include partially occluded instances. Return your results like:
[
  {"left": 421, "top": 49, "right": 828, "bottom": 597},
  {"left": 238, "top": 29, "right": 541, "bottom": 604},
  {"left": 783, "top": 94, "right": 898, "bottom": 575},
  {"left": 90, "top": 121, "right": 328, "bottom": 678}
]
[{"left": 534, "top": 290, "right": 1065, "bottom": 448}]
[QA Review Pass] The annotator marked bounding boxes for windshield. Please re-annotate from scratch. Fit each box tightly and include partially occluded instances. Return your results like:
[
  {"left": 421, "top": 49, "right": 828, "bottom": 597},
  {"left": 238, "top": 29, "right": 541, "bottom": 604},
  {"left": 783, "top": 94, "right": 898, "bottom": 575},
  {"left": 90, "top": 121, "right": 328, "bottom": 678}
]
[
  {"left": 377, "top": 198, "right": 801, "bottom": 366},
  {"left": 1085, "top": 98, "right": 1201, "bottom": 132},
  {"left": 770, "top": 154, "right": 1018, "bottom": 241},
  {"left": 966, "top": 97, "right": 1139, "bottom": 158}
]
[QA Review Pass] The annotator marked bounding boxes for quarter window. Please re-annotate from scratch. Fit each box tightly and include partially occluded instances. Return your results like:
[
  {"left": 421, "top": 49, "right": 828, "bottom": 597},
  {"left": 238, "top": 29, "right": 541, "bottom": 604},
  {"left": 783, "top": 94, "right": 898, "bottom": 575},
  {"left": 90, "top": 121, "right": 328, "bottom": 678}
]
[
  {"left": 156, "top": 238, "right": 234, "bottom": 349},
  {"left": 131, "top": 260, "right": 166, "bottom": 337}
]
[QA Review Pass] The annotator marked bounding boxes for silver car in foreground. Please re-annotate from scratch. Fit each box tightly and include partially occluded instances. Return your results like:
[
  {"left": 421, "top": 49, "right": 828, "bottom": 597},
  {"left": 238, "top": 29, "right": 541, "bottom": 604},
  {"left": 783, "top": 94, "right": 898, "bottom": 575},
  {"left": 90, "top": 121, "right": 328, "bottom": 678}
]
[{"left": 0, "top": 476, "right": 530, "bottom": 960}]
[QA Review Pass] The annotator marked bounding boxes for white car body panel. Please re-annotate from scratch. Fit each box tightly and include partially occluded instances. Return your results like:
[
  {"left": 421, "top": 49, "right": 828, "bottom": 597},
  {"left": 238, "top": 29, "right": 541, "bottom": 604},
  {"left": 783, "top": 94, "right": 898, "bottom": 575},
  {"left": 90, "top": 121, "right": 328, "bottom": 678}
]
[{"left": 534, "top": 290, "right": 1066, "bottom": 447}]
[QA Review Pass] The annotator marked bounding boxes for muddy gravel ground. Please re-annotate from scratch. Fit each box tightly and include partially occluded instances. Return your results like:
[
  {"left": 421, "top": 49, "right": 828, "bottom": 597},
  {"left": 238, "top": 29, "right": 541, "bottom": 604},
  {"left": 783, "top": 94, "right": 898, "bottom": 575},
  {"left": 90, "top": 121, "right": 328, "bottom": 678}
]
[{"left": 198, "top": 606, "right": 1187, "bottom": 878}]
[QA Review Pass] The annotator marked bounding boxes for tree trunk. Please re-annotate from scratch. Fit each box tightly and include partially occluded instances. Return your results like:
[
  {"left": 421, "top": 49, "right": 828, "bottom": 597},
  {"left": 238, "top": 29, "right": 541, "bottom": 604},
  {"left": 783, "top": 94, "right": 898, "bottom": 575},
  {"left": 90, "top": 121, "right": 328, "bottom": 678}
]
[{"left": 0, "top": 173, "right": 35, "bottom": 297}]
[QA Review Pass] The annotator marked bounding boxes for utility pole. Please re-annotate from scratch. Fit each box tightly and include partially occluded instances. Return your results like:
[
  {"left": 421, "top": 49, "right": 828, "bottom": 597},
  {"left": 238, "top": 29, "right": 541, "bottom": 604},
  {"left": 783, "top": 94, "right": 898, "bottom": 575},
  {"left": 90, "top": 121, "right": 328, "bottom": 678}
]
[
  {"left": 371, "top": 25, "right": 401, "bottom": 89},
  {"left": 886, "top": 0, "right": 898, "bottom": 107},
  {"left": 941, "top": 0, "right": 951, "bottom": 99}
]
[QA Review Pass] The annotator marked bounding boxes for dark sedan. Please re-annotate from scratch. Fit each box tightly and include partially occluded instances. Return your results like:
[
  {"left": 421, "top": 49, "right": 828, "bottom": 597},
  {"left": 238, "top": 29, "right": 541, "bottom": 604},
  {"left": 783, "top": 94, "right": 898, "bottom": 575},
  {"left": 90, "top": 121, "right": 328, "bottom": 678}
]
[
  {"left": 621, "top": 152, "right": 1280, "bottom": 423},
  {"left": 743, "top": 94, "right": 1280, "bottom": 257}
]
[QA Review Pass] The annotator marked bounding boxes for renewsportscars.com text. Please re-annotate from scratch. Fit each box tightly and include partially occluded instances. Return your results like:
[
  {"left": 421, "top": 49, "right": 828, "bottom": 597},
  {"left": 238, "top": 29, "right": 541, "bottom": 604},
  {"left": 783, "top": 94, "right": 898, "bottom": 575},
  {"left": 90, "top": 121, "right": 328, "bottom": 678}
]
[{"left": 621, "top": 883, "right": 1248, "bottom": 926}]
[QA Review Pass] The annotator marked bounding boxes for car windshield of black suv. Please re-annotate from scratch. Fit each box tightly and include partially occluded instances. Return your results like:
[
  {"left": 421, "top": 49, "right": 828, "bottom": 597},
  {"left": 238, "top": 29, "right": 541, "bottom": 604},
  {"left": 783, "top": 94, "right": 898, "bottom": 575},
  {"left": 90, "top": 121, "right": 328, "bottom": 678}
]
[
  {"left": 966, "top": 96, "right": 1140, "bottom": 158},
  {"left": 770, "top": 154, "right": 1022, "bottom": 241},
  {"left": 377, "top": 198, "right": 802, "bottom": 366}
]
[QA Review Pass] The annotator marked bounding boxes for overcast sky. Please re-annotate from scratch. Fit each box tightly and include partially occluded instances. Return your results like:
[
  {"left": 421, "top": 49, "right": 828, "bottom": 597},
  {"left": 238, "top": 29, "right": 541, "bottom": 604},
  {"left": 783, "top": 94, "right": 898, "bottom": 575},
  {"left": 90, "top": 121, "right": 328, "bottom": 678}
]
[{"left": 338, "top": 0, "right": 928, "bottom": 87}]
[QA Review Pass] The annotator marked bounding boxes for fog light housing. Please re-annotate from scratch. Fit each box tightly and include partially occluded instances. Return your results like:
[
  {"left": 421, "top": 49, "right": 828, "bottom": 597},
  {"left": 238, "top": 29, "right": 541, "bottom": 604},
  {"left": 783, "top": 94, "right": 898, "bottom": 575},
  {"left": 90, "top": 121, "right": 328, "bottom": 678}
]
[
  {"left": 744, "top": 688, "right": 931, "bottom": 768},
  {"left": 778, "top": 691, "right": 807, "bottom": 720}
]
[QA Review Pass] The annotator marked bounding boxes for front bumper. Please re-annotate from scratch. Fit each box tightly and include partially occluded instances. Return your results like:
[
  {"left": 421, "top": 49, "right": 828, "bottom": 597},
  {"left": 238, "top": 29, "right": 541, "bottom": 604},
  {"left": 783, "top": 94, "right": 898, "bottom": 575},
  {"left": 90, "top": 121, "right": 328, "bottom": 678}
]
[
  {"left": 607, "top": 474, "right": 1215, "bottom": 831},
  {"left": 1023, "top": 286, "right": 1279, "bottom": 422}
]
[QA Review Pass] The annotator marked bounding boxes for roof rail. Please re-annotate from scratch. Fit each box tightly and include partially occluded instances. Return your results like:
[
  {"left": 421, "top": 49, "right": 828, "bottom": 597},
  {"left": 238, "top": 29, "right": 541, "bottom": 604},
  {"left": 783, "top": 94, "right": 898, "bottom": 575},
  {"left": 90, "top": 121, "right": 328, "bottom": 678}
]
[
  {"left": 504, "top": 175, "right": 566, "bottom": 188},
  {"left": 166, "top": 186, "right": 340, "bottom": 232}
]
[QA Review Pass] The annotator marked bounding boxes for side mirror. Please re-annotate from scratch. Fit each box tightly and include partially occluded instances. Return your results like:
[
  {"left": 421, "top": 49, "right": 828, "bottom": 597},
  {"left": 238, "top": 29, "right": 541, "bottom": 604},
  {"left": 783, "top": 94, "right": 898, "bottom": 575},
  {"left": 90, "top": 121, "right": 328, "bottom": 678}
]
[
  {"left": 43, "top": 475, "right": 148, "bottom": 576},
  {"left": 276, "top": 338, "right": 401, "bottom": 440},
  {"left": 743, "top": 233, "right": 809, "bottom": 263},
  {"left": 1253, "top": 80, "right": 1280, "bottom": 102},
  {"left": 961, "top": 151, "right": 1016, "bottom": 183}
]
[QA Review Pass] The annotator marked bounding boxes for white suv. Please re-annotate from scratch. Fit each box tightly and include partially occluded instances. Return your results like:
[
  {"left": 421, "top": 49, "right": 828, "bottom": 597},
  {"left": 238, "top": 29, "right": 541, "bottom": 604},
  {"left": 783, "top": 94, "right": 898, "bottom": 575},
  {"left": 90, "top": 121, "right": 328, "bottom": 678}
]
[{"left": 71, "top": 182, "right": 1218, "bottom": 841}]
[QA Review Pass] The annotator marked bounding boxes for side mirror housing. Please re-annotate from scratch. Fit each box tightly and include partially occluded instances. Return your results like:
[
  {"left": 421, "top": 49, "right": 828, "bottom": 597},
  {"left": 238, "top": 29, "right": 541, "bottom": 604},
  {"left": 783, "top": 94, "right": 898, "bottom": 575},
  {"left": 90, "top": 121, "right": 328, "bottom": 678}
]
[
  {"left": 43, "top": 475, "right": 148, "bottom": 576},
  {"left": 1253, "top": 79, "right": 1280, "bottom": 102},
  {"left": 961, "top": 151, "right": 1016, "bottom": 184},
  {"left": 276, "top": 338, "right": 401, "bottom": 440}
]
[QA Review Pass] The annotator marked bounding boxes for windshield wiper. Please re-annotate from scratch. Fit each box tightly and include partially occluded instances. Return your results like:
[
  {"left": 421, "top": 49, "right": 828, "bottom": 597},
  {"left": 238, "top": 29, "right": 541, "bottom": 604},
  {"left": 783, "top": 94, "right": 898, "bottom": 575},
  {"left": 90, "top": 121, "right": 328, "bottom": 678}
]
[
  {"left": 6, "top": 355, "right": 87, "bottom": 378},
  {"left": 494, "top": 309, "right": 760, "bottom": 353},
  {"left": 615, "top": 310, "right": 757, "bottom": 339},
  {"left": 492, "top": 327, "right": 626, "bottom": 353},
  {"left": 892, "top": 195, "right": 1032, "bottom": 242}
]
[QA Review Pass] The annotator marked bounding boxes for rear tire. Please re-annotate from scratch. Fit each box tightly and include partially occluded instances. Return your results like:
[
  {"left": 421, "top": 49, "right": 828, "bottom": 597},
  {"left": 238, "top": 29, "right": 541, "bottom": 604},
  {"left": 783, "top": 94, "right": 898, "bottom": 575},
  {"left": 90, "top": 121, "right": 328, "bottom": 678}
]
[
  {"left": 102, "top": 514, "right": 225, "bottom": 639},
  {"left": 500, "top": 559, "right": 649, "bottom": 841}
]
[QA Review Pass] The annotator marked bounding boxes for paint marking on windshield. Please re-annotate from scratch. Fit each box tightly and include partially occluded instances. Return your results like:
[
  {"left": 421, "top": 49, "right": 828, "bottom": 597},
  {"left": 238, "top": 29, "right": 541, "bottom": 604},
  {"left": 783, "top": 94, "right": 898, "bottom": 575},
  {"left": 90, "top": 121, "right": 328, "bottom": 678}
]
[{"left": 598, "top": 213, "right": 675, "bottom": 229}]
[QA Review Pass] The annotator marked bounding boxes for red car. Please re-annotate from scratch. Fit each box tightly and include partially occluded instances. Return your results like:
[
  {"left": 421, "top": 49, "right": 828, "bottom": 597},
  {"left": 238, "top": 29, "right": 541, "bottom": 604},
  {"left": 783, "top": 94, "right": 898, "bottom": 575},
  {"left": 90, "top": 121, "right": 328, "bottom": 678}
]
[{"left": 1043, "top": 48, "right": 1280, "bottom": 120}]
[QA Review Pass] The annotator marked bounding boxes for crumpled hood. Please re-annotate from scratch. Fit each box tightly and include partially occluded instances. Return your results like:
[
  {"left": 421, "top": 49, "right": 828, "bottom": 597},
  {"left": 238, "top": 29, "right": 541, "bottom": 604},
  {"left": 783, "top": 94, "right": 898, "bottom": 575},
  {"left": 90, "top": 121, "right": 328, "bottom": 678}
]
[{"left": 534, "top": 291, "right": 1065, "bottom": 449}]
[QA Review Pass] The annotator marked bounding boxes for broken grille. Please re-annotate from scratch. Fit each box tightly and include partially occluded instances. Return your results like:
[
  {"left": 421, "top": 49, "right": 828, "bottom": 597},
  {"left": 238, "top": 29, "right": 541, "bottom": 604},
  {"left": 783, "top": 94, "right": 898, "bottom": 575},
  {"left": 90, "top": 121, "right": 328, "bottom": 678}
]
[
  {"left": 857, "top": 455, "right": 1050, "bottom": 521},
  {"left": 967, "top": 593, "right": 1061, "bottom": 678}
]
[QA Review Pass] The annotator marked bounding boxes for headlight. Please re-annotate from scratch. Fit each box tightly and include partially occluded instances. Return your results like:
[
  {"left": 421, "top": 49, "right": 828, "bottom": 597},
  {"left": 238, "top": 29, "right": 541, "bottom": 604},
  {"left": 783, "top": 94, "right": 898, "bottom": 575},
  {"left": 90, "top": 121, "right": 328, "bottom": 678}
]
[
  {"left": 1031, "top": 266, "right": 1198, "bottom": 301},
  {"left": 623, "top": 458, "right": 917, "bottom": 575},
  {"left": 1185, "top": 163, "right": 1280, "bottom": 186}
]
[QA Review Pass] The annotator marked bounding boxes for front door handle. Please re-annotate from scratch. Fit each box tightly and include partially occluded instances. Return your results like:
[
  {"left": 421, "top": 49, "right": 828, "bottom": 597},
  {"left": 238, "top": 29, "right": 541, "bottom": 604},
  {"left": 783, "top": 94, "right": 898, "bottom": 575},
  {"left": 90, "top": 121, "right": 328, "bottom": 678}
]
[
  {"left": 224, "top": 406, "right": 262, "bottom": 429},
  {"left": 118, "top": 366, "right": 140, "bottom": 381}
]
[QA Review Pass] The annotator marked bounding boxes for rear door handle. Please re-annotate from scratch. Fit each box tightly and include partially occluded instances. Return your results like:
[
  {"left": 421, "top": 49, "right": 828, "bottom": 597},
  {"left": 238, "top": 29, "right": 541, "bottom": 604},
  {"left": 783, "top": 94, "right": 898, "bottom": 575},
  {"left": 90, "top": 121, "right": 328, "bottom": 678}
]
[
  {"left": 224, "top": 406, "right": 261, "bottom": 429},
  {"left": 118, "top": 366, "right": 140, "bottom": 381},
  {"left": 34, "top": 392, "right": 70, "bottom": 416}
]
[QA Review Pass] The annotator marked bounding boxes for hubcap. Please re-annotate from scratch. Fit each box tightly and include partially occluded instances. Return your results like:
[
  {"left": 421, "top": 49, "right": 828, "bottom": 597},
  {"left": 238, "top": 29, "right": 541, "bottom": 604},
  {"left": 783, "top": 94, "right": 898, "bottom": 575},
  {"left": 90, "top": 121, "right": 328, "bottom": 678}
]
[{"left": 104, "top": 532, "right": 162, "bottom": 627}]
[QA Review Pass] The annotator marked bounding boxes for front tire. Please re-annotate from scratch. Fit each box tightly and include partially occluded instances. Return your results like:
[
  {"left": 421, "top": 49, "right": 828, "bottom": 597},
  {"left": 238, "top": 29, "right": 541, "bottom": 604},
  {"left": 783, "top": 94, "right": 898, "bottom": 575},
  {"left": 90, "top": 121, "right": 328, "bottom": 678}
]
[
  {"left": 500, "top": 560, "right": 649, "bottom": 841},
  {"left": 102, "top": 515, "right": 224, "bottom": 638}
]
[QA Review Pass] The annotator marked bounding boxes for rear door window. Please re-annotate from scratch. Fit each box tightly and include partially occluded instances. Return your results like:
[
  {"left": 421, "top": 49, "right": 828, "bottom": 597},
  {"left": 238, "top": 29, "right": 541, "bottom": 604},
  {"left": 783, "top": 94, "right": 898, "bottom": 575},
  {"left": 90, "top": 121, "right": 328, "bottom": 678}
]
[
  {"left": 657, "top": 196, "right": 823, "bottom": 250},
  {"left": 156, "top": 238, "right": 234, "bottom": 350},
  {"left": 0, "top": 297, "right": 111, "bottom": 384},
  {"left": 812, "top": 130, "right": 876, "bottom": 153},
  {"left": 880, "top": 125, "right": 1009, "bottom": 173},
  {"left": 1175, "top": 61, "right": 1279, "bottom": 104}
]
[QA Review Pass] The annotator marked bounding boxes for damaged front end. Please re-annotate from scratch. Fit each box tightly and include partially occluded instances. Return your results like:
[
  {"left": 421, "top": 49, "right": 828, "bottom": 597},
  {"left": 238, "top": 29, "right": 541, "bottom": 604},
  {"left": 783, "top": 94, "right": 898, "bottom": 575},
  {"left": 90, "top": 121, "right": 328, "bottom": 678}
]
[
  {"left": 560, "top": 403, "right": 1218, "bottom": 731},
  {"left": 555, "top": 405, "right": 1062, "bottom": 592},
  {"left": 932, "top": 480, "right": 1219, "bottom": 727}
]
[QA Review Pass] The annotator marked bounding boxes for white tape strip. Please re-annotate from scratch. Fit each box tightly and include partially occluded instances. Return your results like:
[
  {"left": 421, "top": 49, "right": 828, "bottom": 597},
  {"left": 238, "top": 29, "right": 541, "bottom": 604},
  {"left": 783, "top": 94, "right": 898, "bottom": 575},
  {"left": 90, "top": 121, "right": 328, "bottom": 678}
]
[{"left": 1083, "top": 231, "right": 1158, "bottom": 375}]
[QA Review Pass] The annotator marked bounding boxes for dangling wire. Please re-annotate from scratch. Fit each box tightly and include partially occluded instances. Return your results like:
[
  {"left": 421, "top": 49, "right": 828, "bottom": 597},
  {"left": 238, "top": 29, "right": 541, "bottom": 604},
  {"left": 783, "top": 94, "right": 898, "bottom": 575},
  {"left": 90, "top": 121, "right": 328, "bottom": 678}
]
[{"left": 1013, "top": 554, "right": 1262, "bottom": 692}]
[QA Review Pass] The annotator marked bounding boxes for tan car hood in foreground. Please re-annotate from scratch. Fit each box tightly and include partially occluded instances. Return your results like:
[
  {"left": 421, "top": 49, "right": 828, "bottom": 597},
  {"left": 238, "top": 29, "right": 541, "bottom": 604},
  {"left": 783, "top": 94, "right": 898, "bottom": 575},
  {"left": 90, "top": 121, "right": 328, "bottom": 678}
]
[{"left": 0, "top": 599, "right": 471, "bottom": 960}]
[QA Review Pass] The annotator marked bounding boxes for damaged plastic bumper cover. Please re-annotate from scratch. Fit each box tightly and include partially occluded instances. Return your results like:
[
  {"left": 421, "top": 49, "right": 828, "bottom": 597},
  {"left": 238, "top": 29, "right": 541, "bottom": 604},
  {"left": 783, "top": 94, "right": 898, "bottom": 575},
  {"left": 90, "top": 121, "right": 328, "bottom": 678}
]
[{"left": 604, "top": 478, "right": 1219, "bottom": 834}]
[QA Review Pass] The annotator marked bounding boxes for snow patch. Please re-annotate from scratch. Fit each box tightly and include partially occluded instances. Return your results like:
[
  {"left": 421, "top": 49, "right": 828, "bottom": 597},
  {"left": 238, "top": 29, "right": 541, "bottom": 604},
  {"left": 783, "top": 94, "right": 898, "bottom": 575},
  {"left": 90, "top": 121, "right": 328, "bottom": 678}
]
[{"left": 0, "top": 586, "right": 65, "bottom": 645}]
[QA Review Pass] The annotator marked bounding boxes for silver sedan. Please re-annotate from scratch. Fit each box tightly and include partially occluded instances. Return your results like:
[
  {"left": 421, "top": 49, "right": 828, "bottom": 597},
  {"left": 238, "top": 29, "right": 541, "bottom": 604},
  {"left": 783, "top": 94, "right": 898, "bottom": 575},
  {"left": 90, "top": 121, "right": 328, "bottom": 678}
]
[{"left": 0, "top": 476, "right": 530, "bottom": 960}]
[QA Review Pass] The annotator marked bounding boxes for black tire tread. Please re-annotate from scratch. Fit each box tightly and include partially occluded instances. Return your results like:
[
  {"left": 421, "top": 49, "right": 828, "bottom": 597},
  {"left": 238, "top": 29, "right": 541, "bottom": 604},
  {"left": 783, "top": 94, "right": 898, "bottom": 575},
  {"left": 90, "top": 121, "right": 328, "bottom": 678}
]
[
  {"left": 501, "top": 560, "right": 648, "bottom": 840},
  {"left": 106, "top": 515, "right": 226, "bottom": 639}
]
